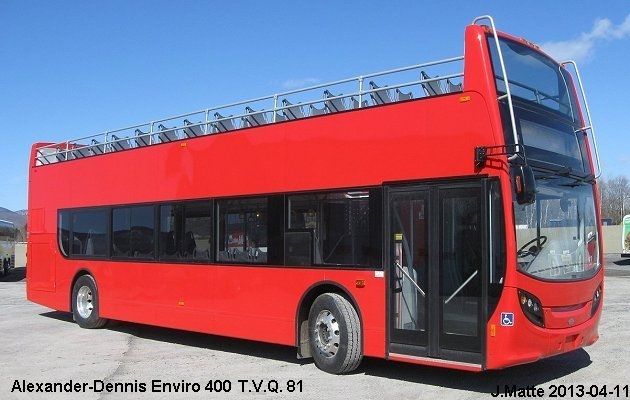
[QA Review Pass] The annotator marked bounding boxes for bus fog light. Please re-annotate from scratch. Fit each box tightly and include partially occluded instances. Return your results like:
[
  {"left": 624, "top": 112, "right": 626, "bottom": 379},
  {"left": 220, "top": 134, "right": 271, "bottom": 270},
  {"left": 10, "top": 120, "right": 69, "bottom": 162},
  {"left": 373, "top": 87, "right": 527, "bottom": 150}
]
[{"left": 518, "top": 289, "right": 544, "bottom": 327}]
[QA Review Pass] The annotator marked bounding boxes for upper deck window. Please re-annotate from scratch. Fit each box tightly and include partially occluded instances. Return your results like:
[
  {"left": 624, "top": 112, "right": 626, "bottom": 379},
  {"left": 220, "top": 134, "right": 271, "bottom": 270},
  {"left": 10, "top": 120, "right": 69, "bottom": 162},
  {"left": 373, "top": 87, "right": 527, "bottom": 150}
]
[{"left": 487, "top": 36, "right": 579, "bottom": 121}]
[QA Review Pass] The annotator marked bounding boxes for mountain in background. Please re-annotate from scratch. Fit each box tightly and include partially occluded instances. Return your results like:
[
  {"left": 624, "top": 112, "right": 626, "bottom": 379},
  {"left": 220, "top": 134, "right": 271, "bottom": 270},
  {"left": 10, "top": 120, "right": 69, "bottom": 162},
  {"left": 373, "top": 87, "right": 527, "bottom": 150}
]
[{"left": 0, "top": 207, "right": 27, "bottom": 228}]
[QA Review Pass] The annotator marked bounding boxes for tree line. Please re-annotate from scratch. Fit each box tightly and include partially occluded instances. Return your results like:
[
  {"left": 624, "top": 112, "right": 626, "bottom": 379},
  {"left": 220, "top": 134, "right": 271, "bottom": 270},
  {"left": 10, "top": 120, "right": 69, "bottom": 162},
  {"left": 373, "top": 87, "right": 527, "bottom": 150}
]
[{"left": 599, "top": 175, "right": 630, "bottom": 224}]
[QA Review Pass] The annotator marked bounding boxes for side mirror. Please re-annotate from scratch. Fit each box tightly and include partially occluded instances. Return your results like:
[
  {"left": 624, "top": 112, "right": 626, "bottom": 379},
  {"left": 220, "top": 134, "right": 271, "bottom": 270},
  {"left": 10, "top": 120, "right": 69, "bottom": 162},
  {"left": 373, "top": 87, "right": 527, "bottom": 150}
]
[{"left": 511, "top": 165, "right": 536, "bottom": 204}]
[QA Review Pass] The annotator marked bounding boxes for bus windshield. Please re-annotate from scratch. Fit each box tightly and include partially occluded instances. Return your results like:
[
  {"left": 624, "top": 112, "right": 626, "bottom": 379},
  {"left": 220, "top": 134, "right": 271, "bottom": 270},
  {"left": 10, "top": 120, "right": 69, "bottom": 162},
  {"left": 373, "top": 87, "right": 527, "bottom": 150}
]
[
  {"left": 488, "top": 36, "right": 579, "bottom": 121},
  {"left": 514, "top": 176, "right": 600, "bottom": 281}
]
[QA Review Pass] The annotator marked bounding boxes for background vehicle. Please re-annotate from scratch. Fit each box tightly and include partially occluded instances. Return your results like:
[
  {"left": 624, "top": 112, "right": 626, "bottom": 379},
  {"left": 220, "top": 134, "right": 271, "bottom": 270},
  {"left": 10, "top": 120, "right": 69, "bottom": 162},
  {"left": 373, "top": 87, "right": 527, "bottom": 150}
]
[
  {"left": 0, "top": 219, "right": 16, "bottom": 276},
  {"left": 621, "top": 215, "right": 630, "bottom": 257},
  {"left": 27, "top": 16, "right": 602, "bottom": 374}
]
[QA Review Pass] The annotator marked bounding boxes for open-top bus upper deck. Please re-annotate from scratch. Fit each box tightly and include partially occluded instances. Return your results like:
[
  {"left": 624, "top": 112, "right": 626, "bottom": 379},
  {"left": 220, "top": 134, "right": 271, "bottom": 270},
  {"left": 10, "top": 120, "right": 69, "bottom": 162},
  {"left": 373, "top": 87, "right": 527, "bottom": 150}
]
[
  {"left": 33, "top": 57, "right": 465, "bottom": 165},
  {"left": 31, "top": 17, "right": 600, "bottom": 183}
]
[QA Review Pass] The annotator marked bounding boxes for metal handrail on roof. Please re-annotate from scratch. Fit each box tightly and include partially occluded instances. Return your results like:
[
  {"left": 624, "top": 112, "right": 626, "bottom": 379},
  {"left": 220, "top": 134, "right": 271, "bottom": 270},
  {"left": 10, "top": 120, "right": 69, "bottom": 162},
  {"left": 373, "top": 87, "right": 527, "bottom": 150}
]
[{"left": 34, "top": 55, "right": 464, "bottom": 165}]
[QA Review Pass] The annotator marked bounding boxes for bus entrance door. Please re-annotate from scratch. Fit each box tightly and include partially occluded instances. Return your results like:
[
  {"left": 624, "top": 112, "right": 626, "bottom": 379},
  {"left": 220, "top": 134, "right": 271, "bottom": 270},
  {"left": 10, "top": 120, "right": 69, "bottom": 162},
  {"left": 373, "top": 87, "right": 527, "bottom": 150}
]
[{"left": 388, "top": 182, "right": 485, "bottom": 367}]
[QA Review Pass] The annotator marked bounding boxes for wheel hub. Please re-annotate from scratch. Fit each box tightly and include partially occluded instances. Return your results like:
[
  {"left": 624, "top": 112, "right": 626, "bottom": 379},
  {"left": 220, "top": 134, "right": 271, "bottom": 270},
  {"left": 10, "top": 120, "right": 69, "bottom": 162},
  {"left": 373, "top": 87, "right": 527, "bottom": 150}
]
[
  {"left": 76, "top": 285, "right": 94, "bottom": 319},
  {"left": 313, "top": 309, "right": 340, "bottom": 358}
]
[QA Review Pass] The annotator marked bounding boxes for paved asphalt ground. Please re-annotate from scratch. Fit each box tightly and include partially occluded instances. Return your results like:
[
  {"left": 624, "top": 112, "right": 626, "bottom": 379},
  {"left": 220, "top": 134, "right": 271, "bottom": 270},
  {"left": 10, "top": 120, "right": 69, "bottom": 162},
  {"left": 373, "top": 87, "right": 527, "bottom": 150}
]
[{"left": 1, "top": 255, "right": 629, "bottom": 400}]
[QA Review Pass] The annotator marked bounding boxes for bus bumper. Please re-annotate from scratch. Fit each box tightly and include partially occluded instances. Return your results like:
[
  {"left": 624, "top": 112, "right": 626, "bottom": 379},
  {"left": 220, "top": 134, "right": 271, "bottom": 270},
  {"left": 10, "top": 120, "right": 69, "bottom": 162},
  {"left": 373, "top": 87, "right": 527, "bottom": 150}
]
[{"left": 485, "top": 286, "right": 601, "bottom": 370}]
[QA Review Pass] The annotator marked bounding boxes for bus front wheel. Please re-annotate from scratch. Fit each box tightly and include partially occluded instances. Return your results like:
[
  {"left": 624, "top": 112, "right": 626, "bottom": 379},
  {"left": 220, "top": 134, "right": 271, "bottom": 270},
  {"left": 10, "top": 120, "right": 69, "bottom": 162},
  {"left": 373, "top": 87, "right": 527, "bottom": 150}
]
[
  {"left": 71, "top": 275, "right": 108, "bottom": 329},
  {"left": 308, "top": 293, "right": 362, "bottom": 374}
]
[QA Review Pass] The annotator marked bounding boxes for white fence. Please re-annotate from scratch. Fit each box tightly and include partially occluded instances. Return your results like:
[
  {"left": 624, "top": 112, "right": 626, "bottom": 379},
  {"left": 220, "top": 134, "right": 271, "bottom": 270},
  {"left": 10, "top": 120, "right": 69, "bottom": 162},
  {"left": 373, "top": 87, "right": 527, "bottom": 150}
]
[{"left": 602, "top": 225, "right": 623, "bottom": 254}]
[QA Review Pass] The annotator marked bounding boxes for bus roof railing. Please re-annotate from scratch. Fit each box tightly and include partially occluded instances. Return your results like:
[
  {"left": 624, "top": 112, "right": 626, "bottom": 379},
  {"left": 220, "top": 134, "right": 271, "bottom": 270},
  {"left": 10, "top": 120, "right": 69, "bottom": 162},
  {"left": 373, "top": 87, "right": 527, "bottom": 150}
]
[
  {"left": 34, "top": 55, "right": 464, "bottom": 165},
  {"left": 473, "top": 15, "right": 521, "bottom": 161},
  {"left": 561, "top": 60, "right": 601, "bottom": 179}
]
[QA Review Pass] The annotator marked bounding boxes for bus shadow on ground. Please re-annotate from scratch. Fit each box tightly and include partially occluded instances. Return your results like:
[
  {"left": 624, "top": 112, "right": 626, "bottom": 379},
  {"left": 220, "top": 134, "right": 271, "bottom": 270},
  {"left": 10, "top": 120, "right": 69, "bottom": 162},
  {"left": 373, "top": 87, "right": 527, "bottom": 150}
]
[
  {"left": 38, "top": 316, "right": 309, "bottom": 367},
  {"left": 38, "top": 310, "right": 592, "bottom": 390},
  {"left": 40, "top": 310, "right": 75, "bottom": 323},
  {"left": 117, "top": 320, "right": 592, "bottom": 391},
  {"left": 114, "top": 321, "right": 309, "bottom": 366},
  {"left": 361, "top": 349, "right": 591, "bottom": 392}
]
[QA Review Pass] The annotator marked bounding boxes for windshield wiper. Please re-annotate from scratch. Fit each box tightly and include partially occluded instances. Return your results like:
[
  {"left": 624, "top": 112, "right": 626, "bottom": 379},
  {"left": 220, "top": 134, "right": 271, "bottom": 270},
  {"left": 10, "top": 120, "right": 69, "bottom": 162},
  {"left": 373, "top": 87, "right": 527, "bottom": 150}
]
[
  {"left": 535, "top": 166, "right": 571, "bottom": 180},
  {"left": 560, "top": 173, "right": 596, "bottom": 187},
  {"left": 534, "top": 165, "right": 594, "bottom": 185}
]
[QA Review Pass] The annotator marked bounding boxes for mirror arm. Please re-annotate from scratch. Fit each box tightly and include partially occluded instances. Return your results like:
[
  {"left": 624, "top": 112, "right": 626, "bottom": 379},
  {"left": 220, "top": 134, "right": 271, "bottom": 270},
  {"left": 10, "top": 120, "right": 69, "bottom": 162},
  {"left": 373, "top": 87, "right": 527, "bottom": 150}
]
[{"left": 475, "top": 144, "right": 523, "bottom": 168}]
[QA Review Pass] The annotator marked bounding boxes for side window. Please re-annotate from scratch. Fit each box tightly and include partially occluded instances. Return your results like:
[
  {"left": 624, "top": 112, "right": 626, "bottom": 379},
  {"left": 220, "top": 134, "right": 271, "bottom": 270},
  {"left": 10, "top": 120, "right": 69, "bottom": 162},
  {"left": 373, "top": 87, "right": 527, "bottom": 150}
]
[
  {"left": 184, "top": 201, "right": 213, "bottom": 261},
  {"left": 160, "top": 204, "right": 183, "bottom": 260},
  {"left": 217, "top": 198, "right": 268, "bottom": 264},
  {"left": 112, "top": 208, "right": 131, "bottom": 256},
  {"left": 112, "top": 206, "right": 155, "bottom": 259},
  {"left": 71, "top": 209, "right": 108, "bottom": 257},
  {"left": 159, "top": 201, "right": 213, "bottom": 262},
  {"left": 288, "top": 190, "right": 371, "bottom": 267},
  {"left": 58, "top": 211, "right": 70, "bottom": 256},
  {"left": 287, "top": 195, "right": 319, "bottom": 266}
]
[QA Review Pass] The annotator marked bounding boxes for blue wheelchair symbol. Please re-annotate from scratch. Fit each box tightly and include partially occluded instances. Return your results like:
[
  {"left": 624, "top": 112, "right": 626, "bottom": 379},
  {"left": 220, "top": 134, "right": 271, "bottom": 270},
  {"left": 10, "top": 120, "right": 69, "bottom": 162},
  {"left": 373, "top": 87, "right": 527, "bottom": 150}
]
[{"left": 501, "top": 312, "right": 514, "bottom": 326}]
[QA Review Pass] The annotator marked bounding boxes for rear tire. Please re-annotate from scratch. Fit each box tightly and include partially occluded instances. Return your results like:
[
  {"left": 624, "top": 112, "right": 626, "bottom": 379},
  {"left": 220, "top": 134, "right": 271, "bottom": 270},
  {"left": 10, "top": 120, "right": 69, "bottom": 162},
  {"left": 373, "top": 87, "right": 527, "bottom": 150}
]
[
  {"left": 72, "top": 275, "right": 108, "bottom": 328},
  {"left": 308, "top": 293, "right": 362, "bottom": 374}
]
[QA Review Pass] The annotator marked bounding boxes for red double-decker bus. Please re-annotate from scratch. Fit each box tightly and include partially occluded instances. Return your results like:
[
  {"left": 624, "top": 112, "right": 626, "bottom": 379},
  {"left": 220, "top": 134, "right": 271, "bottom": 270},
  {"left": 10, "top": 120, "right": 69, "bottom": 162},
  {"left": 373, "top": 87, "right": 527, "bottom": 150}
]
[{"left": 27, "top": 16, "right": 602, "bottom": 374}]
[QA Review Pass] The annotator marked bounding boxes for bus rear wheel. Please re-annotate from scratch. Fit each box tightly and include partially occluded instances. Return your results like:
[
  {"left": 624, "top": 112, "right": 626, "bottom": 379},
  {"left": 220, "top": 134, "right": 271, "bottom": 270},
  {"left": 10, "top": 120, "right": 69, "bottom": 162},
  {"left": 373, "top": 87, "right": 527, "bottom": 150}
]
[
  {"left": 308, "top": 293, "right": 362, "bottom": 374},
  {"left": 72, "top": 275, "right": 108, "bottom": 329}
]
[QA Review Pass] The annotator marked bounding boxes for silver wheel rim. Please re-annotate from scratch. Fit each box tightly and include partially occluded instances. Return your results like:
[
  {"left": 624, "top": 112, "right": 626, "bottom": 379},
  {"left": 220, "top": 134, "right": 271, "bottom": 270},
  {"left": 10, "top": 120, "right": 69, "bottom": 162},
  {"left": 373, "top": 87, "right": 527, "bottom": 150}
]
[
  {"left": 313, "top": 309, "right": 340, "bottom": 358},
  {"left": 76, "top": 285, "right": 94, "bottom": 319}
]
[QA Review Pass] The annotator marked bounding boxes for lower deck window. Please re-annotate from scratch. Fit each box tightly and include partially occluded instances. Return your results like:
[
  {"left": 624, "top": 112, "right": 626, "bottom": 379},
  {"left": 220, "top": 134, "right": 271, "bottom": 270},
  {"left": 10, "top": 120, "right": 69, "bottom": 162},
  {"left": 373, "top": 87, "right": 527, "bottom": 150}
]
[
  {"left": 70, "top": 209, "right": 108, "bottom": 257},
  {"left": 56, "top": 188, "right": 376, "bottom": 268},
  {"left": 288, "top": 191, "right": 371, "bottom": 266},
  {"left": 160, "top": 201, "right": 213, "bottom": 261},
  {"left": 112, "top": 206, "right": 155, "bottom": 258},
  {"left": 217, "top": 198, "right": 268, "bottom": 264},
  {"left": 58, "top": 211, "right": 70, "bottom": 256}
]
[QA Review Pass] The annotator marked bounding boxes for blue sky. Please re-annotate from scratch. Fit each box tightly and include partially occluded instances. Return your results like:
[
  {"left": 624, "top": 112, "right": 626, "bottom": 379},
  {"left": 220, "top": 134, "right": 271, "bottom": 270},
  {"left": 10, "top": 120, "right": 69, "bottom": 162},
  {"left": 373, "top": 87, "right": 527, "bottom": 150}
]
[{"left": 1, "top": 1, "right": 629, "bottom": 211}]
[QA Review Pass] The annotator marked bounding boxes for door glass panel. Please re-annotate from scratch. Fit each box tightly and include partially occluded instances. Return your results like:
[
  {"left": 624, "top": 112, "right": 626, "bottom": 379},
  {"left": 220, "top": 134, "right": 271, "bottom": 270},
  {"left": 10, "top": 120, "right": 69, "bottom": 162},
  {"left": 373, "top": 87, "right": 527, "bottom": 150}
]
[
  {"left": 391, "top": 193, "right": 428, "bottom": 342},
  {"left": 441, "top": 194, "right": 481, "bottom": 340}
]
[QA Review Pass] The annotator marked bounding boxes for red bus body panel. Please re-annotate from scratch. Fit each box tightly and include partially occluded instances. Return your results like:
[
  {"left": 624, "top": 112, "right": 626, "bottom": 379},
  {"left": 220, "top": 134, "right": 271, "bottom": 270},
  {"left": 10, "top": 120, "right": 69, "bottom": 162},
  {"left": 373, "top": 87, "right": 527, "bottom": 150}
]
[{"left": 28, "top": 94, "right": 493, "bottom": 360}]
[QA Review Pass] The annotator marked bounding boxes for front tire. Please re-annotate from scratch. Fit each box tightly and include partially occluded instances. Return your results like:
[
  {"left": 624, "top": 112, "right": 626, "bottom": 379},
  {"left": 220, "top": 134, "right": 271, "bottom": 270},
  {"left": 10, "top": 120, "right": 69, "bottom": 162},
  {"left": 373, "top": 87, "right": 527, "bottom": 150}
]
[
  {"left": 72, "top": 275, "right": 108, "bottom": 328},
  {"left": 308, "top": 293, "right": 362, "bottom": 374}
]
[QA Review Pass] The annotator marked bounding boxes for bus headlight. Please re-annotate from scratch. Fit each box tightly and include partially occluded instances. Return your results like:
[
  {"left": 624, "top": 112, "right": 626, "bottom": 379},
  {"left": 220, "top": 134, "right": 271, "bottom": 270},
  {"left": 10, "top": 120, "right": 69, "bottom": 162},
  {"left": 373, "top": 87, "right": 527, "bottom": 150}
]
[
  {"left": 518, "top": 289, "right": 544, "bottom": 327},
  {"left": 591, "top": 285, "right": 602, "bottom": 317}
]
